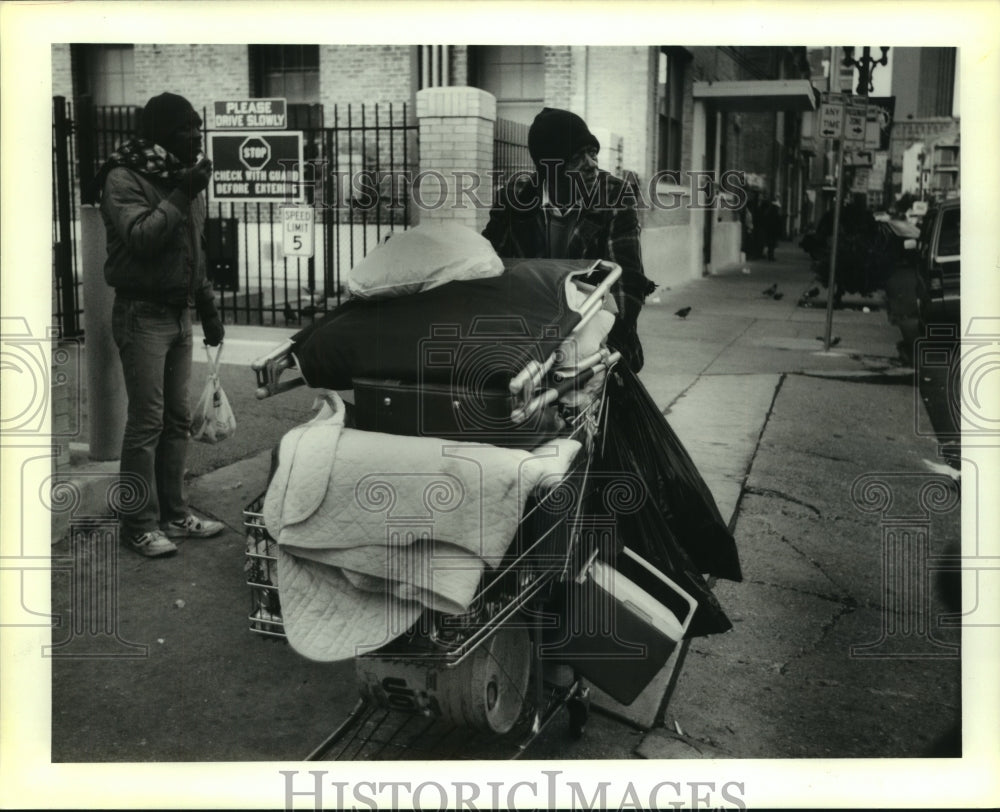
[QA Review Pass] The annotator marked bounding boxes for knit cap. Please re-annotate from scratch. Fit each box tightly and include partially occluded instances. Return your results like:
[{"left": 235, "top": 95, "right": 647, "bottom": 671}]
[
  {"left": 527, "top": 107, "right": 600, "bottom": 166},
  {"left": 140, "top": 92, "right": 201, "bottom": 148}
]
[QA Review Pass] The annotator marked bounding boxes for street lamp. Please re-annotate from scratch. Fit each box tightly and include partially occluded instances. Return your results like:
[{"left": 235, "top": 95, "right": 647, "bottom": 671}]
[{"left": 842, "top": 46, "right": 890, "bottom": 97}]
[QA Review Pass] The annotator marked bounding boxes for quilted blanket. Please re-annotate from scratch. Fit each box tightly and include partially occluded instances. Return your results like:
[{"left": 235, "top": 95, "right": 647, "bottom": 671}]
[{"left": 263, "top": 393, "right": 581, "bottom": 662}]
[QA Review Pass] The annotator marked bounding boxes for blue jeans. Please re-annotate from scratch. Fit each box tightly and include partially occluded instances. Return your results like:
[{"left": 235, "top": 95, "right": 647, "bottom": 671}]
[{"left": 111, "top": 298, "right": 193, "bottom": 536}]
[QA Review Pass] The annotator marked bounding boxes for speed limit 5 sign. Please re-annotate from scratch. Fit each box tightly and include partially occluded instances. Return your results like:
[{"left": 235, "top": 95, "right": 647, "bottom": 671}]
[{"left": 281, "top": 206, "right": 315, "bottom": 258}]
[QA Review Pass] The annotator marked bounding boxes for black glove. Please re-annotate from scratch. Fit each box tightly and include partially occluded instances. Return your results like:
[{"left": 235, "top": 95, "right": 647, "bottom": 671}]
[
  {"left": 202, "top": 314, "right": 225, "bottom": 347},
  {"left": 199, "top": 301, "right": 225, "bottom": 347},
  {"left": 178, "top": 157, "right": 213, "bottom": 199}
]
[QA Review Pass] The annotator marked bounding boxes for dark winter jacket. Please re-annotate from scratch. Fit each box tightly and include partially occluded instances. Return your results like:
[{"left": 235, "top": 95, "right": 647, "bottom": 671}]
[
  {"left": 482, "top": 171, "right": 655, "bottom": 370},
  {"left": 100, "top": 166, "right": 215, "bottom": 314}
]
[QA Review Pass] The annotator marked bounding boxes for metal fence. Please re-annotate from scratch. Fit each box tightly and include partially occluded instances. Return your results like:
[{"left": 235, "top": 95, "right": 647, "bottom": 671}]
[
  {"left": 53, "top": 97, "right": 83, "bottom": 338},
  {"left": 54, "top": 97, "right": 418, "bottom": 332},
  {"left": 492, "top": 117, "right": 533, "bottom": 203}
]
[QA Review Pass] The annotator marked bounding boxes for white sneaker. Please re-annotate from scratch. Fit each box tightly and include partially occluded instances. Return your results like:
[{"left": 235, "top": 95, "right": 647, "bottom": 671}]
[
  {"left": 162, "top": 514, "right": 225, "bottom": 539},
  {"left": 127, "top": 530, "right": 178, "bottom": 558}
]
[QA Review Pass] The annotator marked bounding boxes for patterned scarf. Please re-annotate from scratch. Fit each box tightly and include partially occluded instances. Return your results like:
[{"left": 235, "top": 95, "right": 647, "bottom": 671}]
[{"left": 92, "top": 138, "right": 188, "bottom": 201}]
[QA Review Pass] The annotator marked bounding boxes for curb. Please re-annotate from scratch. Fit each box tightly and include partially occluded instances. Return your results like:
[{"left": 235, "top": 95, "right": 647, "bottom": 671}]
[{"left": 51, "top": 447, "right": 120, "bottom": 544}]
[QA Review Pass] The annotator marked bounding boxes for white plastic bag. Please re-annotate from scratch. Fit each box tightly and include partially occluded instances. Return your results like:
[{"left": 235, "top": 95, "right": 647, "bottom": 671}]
[{"left": 191, "top": 344, "right": 236, "bottom": 444}]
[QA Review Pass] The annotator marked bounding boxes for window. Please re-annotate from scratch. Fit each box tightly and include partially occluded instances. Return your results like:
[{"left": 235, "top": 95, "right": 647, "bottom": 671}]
[
  {"left": 657, "top": 48, "right": 685, "bottom": 175},
  {"left": 472, "top": 46, "right": 544, "bottom": 126},
  {"left": 250, "top": 45, "right": 320, "bottom": 104},
  {"left": 77, "top": 44, "right": 136, "bottom": 106},
  {"left": 937, "top": 207, "right": 960, "bottom": 256}
]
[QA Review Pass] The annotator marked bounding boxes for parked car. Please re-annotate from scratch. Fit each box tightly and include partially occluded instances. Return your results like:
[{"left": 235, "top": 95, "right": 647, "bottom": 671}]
[{"left": 915, "top": 199, "right": 960, "bottom": 327}]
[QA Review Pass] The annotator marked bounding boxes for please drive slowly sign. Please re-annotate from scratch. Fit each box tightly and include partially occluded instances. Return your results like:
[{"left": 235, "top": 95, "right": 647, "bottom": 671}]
[{"left": 212, "top": 99, "right": 287, "bottom": 129}]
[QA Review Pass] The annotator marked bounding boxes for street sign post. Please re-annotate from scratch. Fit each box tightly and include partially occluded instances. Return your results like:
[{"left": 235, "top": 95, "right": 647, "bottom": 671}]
[
  {"left": 818, "top": 95, "right": 853, "bottom": 354},
  {"left": 208, "top": 131, "right": 304, "bottom": 203},
  {"left": 281, "top": 206, "right": 315, "bottom": 258}
]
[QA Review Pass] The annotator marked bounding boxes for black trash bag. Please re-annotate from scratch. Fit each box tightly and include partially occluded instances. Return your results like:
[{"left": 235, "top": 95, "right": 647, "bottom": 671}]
[{"left": 591, "top": 365, "right": 743, "bottom": 637}]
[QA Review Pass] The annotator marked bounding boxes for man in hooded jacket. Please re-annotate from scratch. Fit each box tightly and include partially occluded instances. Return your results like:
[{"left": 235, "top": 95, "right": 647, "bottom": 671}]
[
  {"left": 96, "top": 91, "right": 225, "bottom": 557},
  {"left": 482, "top": 107, "right": 655, "bottom": 372}
]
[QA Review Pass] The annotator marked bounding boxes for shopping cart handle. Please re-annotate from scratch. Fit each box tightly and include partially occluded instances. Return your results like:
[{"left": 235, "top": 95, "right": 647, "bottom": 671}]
[
  {"left": 256, "top": 378, "right": 306, "bottom": 400},
  {"left": 252, "top": 339, "right": 306, "bottom": 399},
  {"left": 251, "top": 338, "right": 295, "bottom": 372}
]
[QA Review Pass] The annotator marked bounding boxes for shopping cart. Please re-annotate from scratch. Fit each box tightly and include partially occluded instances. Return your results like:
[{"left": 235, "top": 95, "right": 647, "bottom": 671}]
[{"left": 243, "top": 260, "right": 686, "bottom": 758}]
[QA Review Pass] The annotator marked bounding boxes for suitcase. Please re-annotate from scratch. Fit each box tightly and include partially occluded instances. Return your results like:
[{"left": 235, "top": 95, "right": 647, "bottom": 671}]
[
  {"left": 352, "top": 377, "right": 565, "bottom": 449},
  {"left": 540, "top": 548, "right": 698, "bottom": 705}
]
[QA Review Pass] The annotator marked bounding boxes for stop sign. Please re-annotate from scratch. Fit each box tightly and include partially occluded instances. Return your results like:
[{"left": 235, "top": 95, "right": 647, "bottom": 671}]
[{"left": 239, "top": 136, "right": 271, "bottom": 170}]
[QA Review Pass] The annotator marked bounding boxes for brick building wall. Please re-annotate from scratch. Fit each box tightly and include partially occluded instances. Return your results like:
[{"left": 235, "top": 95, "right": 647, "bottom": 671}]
[
  {"left": 543, "top": 46, "right": 575, "bottom": 110},
  {"left": 319, "top": 45, "right": 414, "bottom": 111},
  {"left": 449, "top": 46, "right": 469, "bottom": 88},
  {"left": 51, "top": 44, "right": 74, "bottom": 98},
  {"left": 133, "top": 44, "right": 248, "bottom": 114},
  {"left": 583, "top": 46, "right": 656, "bottom": 183}
]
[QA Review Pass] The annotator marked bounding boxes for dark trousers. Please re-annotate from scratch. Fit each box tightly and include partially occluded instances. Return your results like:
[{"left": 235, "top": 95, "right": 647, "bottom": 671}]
[{"left": 111, "top": 297, "right": 193, "bottom": 536}]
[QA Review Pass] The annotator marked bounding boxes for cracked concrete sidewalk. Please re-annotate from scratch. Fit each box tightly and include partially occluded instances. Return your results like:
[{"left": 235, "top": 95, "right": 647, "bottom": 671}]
[{"left": 644, "top": 372, "right": 961, "bottom": 758}]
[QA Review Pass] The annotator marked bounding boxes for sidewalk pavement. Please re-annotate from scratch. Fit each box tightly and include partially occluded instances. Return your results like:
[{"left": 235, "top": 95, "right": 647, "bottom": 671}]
[{"left": 48, "top": 241, "right": 961, "bottom": 763}]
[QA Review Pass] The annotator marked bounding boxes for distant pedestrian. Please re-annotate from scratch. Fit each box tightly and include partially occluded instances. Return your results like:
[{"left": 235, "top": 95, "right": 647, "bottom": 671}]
[
  {"left": 759, "top": 195, "right": 783, "bottom": 261},
  {"left": 95, "top": 91, "right": 225, "bottom": 557}
]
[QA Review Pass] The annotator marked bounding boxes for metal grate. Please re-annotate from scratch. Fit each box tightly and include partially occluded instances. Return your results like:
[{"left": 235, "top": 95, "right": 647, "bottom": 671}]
[{"left": 492, "top": 117, "right": 534, "bottom": 204}]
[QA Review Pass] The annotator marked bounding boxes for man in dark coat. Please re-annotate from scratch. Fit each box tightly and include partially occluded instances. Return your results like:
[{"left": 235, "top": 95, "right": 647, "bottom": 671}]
[
  {"left": 96, "top": 92, "right": 225, "bottom": 557},
  {"left": 482, "top": 107, "right": 655, "bottom": 372}
]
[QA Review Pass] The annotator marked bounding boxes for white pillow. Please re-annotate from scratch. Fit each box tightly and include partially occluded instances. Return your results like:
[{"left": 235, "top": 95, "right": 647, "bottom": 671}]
[{"left": 346, "top": 222, "right": 504, "bottom": 299}]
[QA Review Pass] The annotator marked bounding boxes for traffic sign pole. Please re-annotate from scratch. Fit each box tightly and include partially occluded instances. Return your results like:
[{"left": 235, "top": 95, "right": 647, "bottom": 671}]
[{"left": 823, "top": 103, "right": 846, "bottom": 353}]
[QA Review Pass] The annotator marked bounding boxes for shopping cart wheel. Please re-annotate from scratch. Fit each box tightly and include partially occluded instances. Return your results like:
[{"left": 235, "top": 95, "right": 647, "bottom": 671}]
[{"left": 567, "top": 691, "right": 590, "bottom": 739}]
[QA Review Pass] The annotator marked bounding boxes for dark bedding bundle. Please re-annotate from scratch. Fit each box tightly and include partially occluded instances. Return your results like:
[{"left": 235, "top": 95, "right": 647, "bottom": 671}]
[{"left": 292, "top": 258, "right": 596, "bottom": 391}]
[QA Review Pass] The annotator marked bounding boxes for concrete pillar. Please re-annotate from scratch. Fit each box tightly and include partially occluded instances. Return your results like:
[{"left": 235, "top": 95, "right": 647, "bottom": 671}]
[
  {"left": 81, "top": 206, "right": 126, "bottom": 461},
  {"left": 415, "top": 86, "right": 497, "bottom": 233},
  {"left": 690, "top": 99, "right": 708, "bottom": 278}
]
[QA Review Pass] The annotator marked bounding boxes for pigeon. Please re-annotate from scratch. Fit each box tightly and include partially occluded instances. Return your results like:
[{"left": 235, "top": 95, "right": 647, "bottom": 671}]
[
  {"left": 674, "top": 306, "right": 692, "bottom": 319},
  {"left": 282, "top": 303, "right": 297, "bottom": 325},
  {"left": 761, "top": 284, "right": 777, "bottom": 296},
  {"left": 804, "top": 285, "right": 820, "bottom": 298},
  {"left": 816, "top": 335, "right": 841, "bottom": 347},
  {"left": 772, "top": 292, "right": 784, "bottom": 301},
  {"left": 300, "top": 304, "right": 322, "bottom": 319}
]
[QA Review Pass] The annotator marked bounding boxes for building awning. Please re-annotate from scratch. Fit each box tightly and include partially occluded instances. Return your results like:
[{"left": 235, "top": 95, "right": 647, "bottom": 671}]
[{"left": 692, "top": 80, "right": 819, "bottom": 112}]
